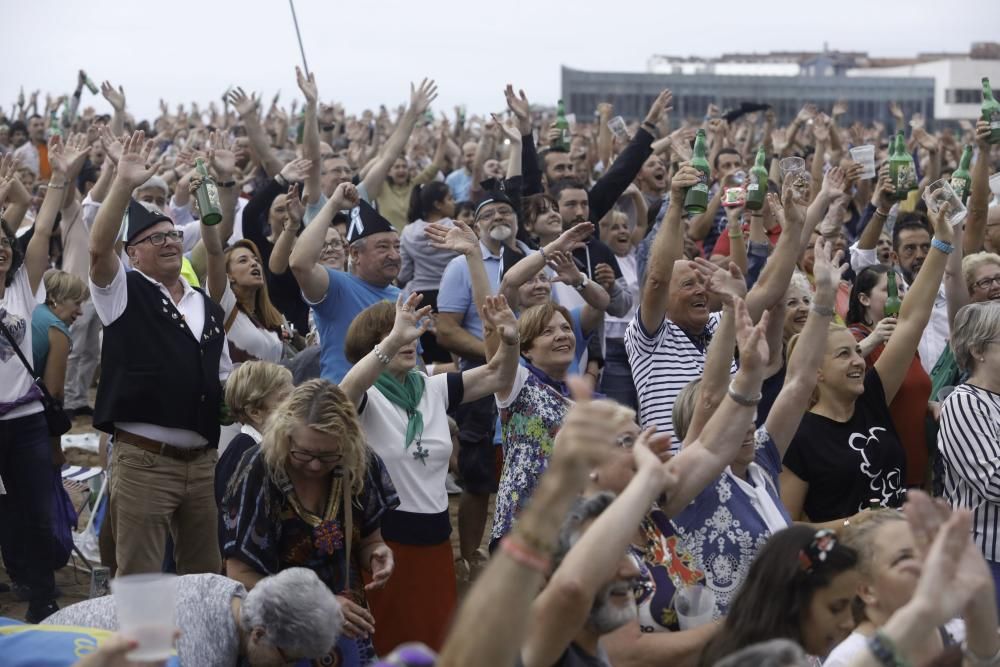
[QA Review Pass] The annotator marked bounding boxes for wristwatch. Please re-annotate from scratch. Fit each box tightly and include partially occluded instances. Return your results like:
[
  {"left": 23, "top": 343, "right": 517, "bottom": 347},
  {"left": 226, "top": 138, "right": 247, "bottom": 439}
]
[{"left": 574, "top": 275, "right": 590, "bottom": 292}]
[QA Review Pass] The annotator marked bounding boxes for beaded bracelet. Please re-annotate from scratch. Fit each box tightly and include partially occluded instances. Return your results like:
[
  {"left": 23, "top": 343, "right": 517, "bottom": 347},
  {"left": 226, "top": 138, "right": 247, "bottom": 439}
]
[
  {"left": 372, "top": 344, "right": 391, "bottom": 365},
  {"left": 931, "top": 238, "right": 954, "bottom": 255},
  {"left": 867, "top": 630, "right": 911, "bottom": 667}
]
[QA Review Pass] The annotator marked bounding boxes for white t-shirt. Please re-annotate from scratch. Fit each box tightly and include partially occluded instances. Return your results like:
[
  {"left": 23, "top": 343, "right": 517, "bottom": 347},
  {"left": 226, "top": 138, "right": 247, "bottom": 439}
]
[
  {"left": 220, "top": 282, "right": 282, "bottom": 363},
  {"left": 823, "top": 620, "right": 965, "bottom": 666},
  {"left": 0, "top": 266, "right": 43, "bottom": 419},
  {"left": 605, "top": 252, "right": 639, "bottom": 340},
  {"left": 358, "top": 372, "right": 458, "bottom": 515}
]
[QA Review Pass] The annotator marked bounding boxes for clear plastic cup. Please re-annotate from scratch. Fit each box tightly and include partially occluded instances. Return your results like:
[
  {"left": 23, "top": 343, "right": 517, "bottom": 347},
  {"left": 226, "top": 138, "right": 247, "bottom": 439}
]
[
  {"left": 675, "top": 584, "right": 716, "bottom": 630},
  {"left": 778, "top": 156, "right": 806, "bottom": 179},
  {"left": 111, "top": 573, "right": 177, "bottom": 660},
  {"left": 923, "top": 179, "right": 967, "bottom": 227},
  {"left": 607, "top": 116, "right": 628, "bottom": 140},
  {"left": 849, "top": 145, "right": 877, "bottom": 179},
  {"left": 779, "top": 157, "right": 810, "bottom": 202}
]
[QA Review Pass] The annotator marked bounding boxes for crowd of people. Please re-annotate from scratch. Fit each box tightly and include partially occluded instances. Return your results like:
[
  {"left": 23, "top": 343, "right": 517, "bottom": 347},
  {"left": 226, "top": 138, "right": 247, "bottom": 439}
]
[{"left": 1, "top": 65, "right": 1000, "bottom": 667}]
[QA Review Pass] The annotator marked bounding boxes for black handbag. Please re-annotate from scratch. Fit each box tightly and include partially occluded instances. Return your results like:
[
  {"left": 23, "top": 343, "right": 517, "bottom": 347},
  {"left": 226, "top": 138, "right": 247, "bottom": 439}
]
[{"left": 0, "top": 317, "right": 72, "bottom": 436}]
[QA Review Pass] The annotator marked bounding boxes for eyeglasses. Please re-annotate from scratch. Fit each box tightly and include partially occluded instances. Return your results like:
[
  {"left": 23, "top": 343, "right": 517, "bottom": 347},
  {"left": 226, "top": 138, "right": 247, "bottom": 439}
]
[
  {"left": 616, "top": 434, "right": 637, "bottom": 449},
  {"left": 974, "top": 275, "right": 1000, "bottom": 291},
  {"left": 289, "top": 449, "right": 343, "bottom": 465},
  {"left": 478, "top": 207, "right": 515, "bottom": 222},
  {"left": 798, "top": 529, "right": 838, "bottom": 573},
  {"left": 322, "top": 240, "right": 347, "bottom": 252},
  {"left": 130, "top": 230, "right": 183, "bottom": 247}
]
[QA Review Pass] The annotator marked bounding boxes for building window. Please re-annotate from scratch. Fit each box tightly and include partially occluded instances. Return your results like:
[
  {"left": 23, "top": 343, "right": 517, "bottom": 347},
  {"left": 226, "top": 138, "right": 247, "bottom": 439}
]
[{"left": 946, "top": 89, "right": 980, "bottom": 104}]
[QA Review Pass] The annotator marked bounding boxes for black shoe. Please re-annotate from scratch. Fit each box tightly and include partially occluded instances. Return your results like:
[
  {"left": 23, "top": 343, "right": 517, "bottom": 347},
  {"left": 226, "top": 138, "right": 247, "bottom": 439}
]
[
  {"left": 13, "top": 582, "right": 61, "bottom": 601},
  {"left": 26, "top": 600, "right": 59, "bottom": 624},
  {"left": 67, "top": 405, "right": 94, "bottom": 419}
]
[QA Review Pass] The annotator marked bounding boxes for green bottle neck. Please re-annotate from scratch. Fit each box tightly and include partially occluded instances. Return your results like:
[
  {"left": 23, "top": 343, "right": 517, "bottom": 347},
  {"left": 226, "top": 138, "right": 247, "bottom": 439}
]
[{"left": 959, "top": 147, "right": 973, "bottom": 170}]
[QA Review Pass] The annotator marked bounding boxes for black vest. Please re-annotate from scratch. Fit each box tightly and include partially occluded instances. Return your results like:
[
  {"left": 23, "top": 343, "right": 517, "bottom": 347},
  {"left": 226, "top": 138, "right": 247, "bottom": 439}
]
[{"left": 94, "top": 271, "right": 226, "bottom": 445}]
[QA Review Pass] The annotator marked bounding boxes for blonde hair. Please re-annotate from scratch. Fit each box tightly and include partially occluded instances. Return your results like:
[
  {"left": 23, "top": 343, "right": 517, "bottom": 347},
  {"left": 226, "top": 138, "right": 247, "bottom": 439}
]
[
  {"left": 43, "top": 269, "right": 89, "bottom": 306},
  {"left": 962, "top": 252, "right": 1000, "bottom": 294},
  {"left": 951, "top": 301, "right": 1000, "bottom": 373},
  {"left": 842, "top": 508, "right": 906, "bottom": 622},
  {"left": 225, "top": 361, "right": 293, "bottom": 425},
  {"left": 672, "top": 378, "right": 702, "bottom": 443},
  {"left": 811, "top": 322, "right": 849, "bottom": 404},
  {"left": 261, "top": 379, "right": 369, "bottom": 494}
]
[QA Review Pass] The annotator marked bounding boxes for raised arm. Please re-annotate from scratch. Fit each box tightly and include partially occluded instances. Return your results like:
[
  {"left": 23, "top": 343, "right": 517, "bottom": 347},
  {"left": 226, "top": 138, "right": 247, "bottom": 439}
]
[
  {"left": 764, "top": 239, "right": 842, "bottom": 455},
  {"left": 856, "top": 164, "right": 895, "bottom": 252},
  {"left": 100, "top": 81, "right": 126, "bottom": 137},
  {"left": 498, "top": 223, "right": 594, "bottom": 306},
  {"left": 660, "top": 299, "right": 771, "bottom": 516},
  {"left": 339, "top": 292, "right": 432, "bottom": 406},
  {"left": 89, "top": 131, "right": 156, "bottom": 287},
  {"left": 523, "top": 428, "right": 677, "bottom": 667},
  {"left": 461, "top": 295, "right": 522, "bottom": 402},
  {"left": 504, "top": 85, "right": 543, "bottom": 196},
  {"left": 0, "top": 154, "right": 33, "bottom": 229},
  {"left": 963, "top": 120, "right": 993, "bottom": 255},
  {"left": 268, "top": 184, "right": 303, "bottom": 276},
  {"left": 226, "top": 87, "right": 283, "bottom": 178},
  {"left": 639, "top": 165, "right": 700, "bottom": 333},
  {"left": 438, "top": 391, "right": 618, "bottom": 667},
  {"left": 740, "top": 190, "right": 805, "bottom": 321},
  {"left": 289, "top": 182, "right": 356, "bottom": 302},
  {"left": 361, "top": 79, "right": 437, "bottom": 199},
  {"left": 296, "top": 67, "right": 322, "bottom": 206},
  {"left": 547, "top": 250, "right": 609, "bottom": 332},
  {"left": 596, "top": 103, "right": 614, "bottom": 170},
  {"left": 874, "top": 202, "right": 952, "bottom": 403}
]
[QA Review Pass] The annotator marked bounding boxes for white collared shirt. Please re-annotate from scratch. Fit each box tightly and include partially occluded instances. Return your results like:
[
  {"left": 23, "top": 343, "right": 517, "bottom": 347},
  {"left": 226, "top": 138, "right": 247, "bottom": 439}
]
[
  {"left": 90, "top": 259, "right": 232, "bottom": 447},
  {"left": 240, "top": 424, "right": 263, "bottom": 444}
]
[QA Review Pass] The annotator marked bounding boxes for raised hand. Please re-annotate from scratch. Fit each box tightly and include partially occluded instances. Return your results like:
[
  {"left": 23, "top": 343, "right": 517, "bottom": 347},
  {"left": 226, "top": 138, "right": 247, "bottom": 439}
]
[
  {"left": 0, "top": 154, "right": 19, "bottom": 202},
  {"left": 100, "top": 81, "right": 126, "bottom": 112},
  {"left": 871, "top": 163, "right": 896, "bottom": 211},
  {"left": 226, "top": 87, "right": 258, "bottom": 119},
  {"left": 114, "top": 130, "right": 156, "bottom": 189},
  {"left": 279, "top": 157, "right": 312, "bottom": 183},
  {"left": 832, "top": 99, "right": 849, "bottom": 117},
  {"left": 387, "top": 292, "right": 433, "bottom": 347},
  {"left": 206, "top": 130, "right": 236, "bottom": 179},
  {"left": 821, "top": 166, "right": 847, "bottom": 199},
  {"left": 330, "top": 181, "right": 360, "bottom": 210},
  {"left": 48, "top": 132, "right": 91, "bottom": 177},
  {"left": 409, "top": 78, "right": 438, "bottom": 116},
  {"left": 481, "top": 294, "right": 520, "bottom": 346},
  {"left": 551, "top": 392, "right": 623, "bottom": 472},
  {"left": 547, "top": 250, "right": 585, "bottom": 286},
  {"left": 694, "top": 257, "right": 747, "bottom": 305},
  {"left": 810, "top": 237, "right": 847, "bottom": 295},
  {"left": 284, "top": 184, "right": 304, "bottom": 229},
  {"left": 888, "top": 101, "right": 904, "bottom": 122},
  {"left": 670, "top": 163, "right": 702, "bottom": 198},
  {"left": 632, "top": 427, "right": 677, "bottom": 492},
  {"left": 295, "top": 66, "right": 318, "bottom": 105},
  {"left": 425, "top": 219, "right": 478, "bottom": 256},
  {"left": 912, "top": 127, "right": 939, "bottom": 153},
  {"left": 492, "top": 114, "right": 522, "bottom": 145},
  {"left": 975, "top": 119, "right": 992, "bottom": 148},
  {"left": 643, "top": 89, "right": 674, "bottom": 125},
  {"left": 796, "top": 103, "right": 817, "bottom": 123},
  {"left": 504, "top": 84, "right": 530, "bottom": 123},
  {"left": 548, "top": 221, "right": 594, "bottom": 253},
  {"left": 812, "top": 114, "right": 831, "bottom": 143},
  {"left": 594, "top": 263, "right": 615, "bottom": 291},
  {"left": 733, "top": 297, "right": 770, "bottom": 374}
]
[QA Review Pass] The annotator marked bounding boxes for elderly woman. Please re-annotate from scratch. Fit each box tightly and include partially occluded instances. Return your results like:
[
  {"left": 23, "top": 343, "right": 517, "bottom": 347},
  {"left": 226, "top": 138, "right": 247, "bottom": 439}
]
[
  {"left": 222, "top": 379, "right": 398, "bottom": 665},
  {"left": 780, "top": 205, "right": 952, "bottom": 522},
  {"left": 339, "top": 291, "right": 519, "bottom": 653},
  {"left": 939, "top": 301, "right": 1000, "bottom": 608},
  {"left": 47, "top": 568, "right": 345, "bottom": 666},
  {"left": 823, "top": 508, "right": 1000, "bottom": 667}
]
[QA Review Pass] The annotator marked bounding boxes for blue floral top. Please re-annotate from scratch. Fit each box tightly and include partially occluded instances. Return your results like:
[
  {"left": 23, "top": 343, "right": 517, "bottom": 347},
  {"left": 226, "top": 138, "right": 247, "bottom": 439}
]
[
  {"left": 631, "top": 427, "right": 792, "bottom": 630},
  {"left": 491, "top": 365, "right": 570, "bottom": 547}
]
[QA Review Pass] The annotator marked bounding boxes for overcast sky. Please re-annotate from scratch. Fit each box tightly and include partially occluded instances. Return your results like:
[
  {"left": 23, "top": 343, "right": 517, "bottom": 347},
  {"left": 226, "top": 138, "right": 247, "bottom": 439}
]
[{"left": 3, "top": 0, "right": 997, "bottom": 121}]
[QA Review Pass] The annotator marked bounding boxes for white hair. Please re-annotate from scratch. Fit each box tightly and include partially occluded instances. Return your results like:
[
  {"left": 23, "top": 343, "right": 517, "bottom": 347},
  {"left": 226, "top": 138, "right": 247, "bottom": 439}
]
[
  {"left": 134, "top": 175, "right": 169, "bottom": 197},
  {"left": 240, "top": 568, "right": 343, "bottom": 658}
]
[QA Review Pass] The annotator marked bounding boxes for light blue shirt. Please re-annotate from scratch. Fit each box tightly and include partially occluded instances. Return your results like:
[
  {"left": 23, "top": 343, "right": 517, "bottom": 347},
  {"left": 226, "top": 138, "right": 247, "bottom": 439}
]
[
  {"left": 311, "top": 268, "right": 399, "bottom": 383},
  {"left": 445, "top": 169, "right": 473, "bottom": 203},
  {"left": 436, "top": 242, "right": 506, "bottom": 346}
]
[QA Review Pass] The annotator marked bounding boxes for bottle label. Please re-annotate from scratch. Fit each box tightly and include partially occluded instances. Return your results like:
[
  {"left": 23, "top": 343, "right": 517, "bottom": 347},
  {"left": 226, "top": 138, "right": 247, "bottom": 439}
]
[
  {"left": 951, "top": 177, "right": 968, "bottom": 194},
  {"left": 747, "top": 183, "right": 759, "bottom": 192},
  {"left": 987, "top": 110, "right": 1000, "bottom": 129},
  {"left": 895, "top": 164, "right": 916, "bottom": 191}
]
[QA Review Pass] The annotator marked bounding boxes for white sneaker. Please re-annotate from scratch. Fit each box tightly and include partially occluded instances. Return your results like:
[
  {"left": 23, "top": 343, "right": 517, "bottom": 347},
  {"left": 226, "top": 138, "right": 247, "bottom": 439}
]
[{"left": 446, "top": 473, "right": 463, "bottom": 495}]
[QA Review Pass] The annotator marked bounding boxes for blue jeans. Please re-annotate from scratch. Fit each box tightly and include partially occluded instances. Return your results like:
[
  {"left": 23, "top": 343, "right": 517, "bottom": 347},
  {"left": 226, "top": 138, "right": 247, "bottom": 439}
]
[
  {"left": 0, "top": 412, "right": 57, "bottom": 602},
  {"left": 600, "top": 338, "right": 638, "bottom": 411}
]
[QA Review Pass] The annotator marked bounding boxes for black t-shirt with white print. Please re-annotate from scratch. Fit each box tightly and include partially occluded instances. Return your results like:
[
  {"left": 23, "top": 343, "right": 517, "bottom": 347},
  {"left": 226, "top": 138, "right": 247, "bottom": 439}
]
[{"left": 783, "top": 369, "right": 907, "bottom": 521}]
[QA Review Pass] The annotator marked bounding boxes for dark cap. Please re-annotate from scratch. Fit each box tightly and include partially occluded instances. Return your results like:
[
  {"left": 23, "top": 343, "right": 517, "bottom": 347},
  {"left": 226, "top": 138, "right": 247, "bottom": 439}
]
[
  {"left": 346, "top": 200, "right": 394, "bottom": 244},
  {"left": 473, "top": 190, "right": 515, "bottom": 220},
  {"left": 124, "top": 199, "right": 172, "bottom": 245}
]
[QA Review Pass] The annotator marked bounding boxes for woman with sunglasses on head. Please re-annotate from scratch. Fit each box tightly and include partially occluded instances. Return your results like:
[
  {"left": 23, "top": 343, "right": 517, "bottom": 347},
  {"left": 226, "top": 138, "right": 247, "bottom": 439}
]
[
  {"left": 221, "top": 378, "right": 399, "bottom": 665},
  {"left": 698, "top": 525, "right": 859, "bottom": 666},
  {"left": 780, "top": 203, "right": 954, "bottom": 523}
]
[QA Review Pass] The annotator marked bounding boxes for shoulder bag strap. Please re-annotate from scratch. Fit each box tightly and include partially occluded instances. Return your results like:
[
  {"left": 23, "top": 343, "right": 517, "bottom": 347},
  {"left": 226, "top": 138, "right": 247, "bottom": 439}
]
[{"left": 0, "top": 315, "right": 40, "bottom": 380}]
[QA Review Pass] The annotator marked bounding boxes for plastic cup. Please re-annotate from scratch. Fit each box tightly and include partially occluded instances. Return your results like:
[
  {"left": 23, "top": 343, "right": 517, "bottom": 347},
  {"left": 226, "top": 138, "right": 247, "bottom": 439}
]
[
  {"left": 923, "top": 179, "right": 967, "bottom": 227},
  {"left": 675, "top": 584, "right": 716, "bottom": 630},
  {"left": 779, "top": 156, "right": 805, "bottom": 179},
  {"left": 779, "top": 157, "right": 810, "bottom": 202},
  {"left": 989, "top": 173, "right": 1000, "bottom": 197},
  {"left": 849, "top": 145, "right": 877, "bottom": 179},
  {"left": 607, "top": 116, "right": 628, "bottom": 140},
  {"left": 111, "top": 573, "right": 177, "bottom": 660}
]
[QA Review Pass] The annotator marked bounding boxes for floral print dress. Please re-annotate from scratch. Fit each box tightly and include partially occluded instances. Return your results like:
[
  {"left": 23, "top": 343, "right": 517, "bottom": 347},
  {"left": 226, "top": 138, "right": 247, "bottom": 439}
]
[
  {"left": 221, "top": 446, "right": 399, "bottom": 665},
  {"left": 491, "top": 365, "right": 570, "bottom": 547}
]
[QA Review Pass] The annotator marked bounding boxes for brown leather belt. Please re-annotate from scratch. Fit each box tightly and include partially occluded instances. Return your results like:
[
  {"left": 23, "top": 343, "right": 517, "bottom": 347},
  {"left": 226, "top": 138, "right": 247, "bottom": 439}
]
[{"left": 114, "top": 430, "right": 209, "bottom": 462}]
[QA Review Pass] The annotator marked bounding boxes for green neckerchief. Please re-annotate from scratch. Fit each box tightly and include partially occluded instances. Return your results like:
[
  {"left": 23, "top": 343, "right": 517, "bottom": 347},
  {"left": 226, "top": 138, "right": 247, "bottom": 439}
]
[{"left": 374, "top": 370, "right": 426, "bottom": 451}]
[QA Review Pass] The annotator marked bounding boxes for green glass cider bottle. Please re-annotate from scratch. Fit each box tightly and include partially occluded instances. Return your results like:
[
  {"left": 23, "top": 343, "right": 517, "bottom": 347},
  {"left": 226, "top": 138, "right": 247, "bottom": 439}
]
[
  {"left": 745, "top": 146, "right": 768, "bottom": 211},
  {"left": 982, "top": 77, "right": 1000, "bottom": 144},
  {"left": 684, "top": 130, "right": 712, "bottom": 215},
  {"left": 194, "top": 158, "right": 223, "bottom": 226},
  {"left": 950, "top": 145, "right": 973, "bottom": 205}
]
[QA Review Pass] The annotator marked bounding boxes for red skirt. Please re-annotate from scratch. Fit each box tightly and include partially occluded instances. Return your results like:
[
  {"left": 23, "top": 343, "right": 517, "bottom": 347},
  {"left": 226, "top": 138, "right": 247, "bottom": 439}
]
[{"left": 365, "top": 538, "right": 457, "bottom": 654}]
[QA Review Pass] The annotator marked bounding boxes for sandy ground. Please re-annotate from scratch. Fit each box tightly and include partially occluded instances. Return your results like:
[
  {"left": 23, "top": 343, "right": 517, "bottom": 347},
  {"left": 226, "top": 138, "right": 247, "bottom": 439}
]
[{"left": 0, "top": 413, "right": 492, "bottom": 622}]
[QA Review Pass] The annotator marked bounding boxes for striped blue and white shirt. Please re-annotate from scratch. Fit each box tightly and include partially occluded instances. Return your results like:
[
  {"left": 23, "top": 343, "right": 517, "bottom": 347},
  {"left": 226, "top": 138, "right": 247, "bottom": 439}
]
[
  {"left": 939, "top": 383, "right": 1000, "bottom": 562},
  {"left": 625, "top": 309, "right": 735, "bottom": 452}
]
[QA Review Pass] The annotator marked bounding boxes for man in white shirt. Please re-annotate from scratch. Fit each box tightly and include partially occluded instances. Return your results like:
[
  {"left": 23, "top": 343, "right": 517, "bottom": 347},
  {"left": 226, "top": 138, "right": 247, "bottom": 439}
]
[{"left": 88, "top": 131, "right": 231, "bottom": 576}]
